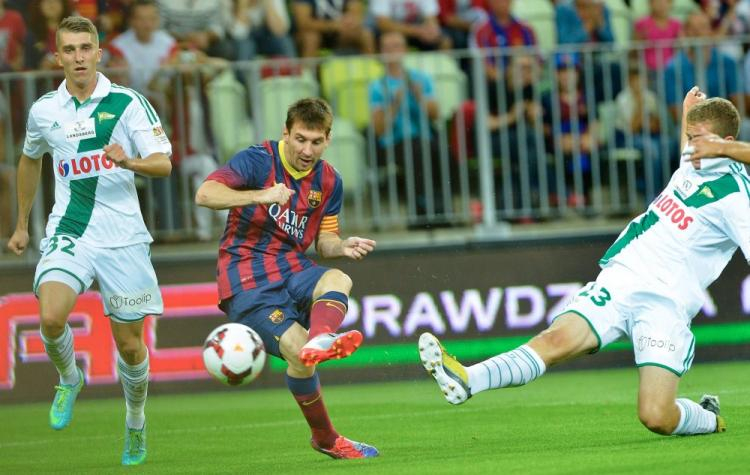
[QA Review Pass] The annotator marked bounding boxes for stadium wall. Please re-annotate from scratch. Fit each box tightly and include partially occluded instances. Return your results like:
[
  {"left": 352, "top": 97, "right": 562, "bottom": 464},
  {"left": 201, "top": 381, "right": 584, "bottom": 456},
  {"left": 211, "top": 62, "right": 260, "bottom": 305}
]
[{"left": 2, "top": 236, "right": 750, "bottom": 403}]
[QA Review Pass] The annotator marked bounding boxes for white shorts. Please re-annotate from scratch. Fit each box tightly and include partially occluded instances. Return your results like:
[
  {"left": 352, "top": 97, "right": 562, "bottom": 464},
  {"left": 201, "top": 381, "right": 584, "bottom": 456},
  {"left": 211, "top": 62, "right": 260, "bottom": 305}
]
[
  {"left": 558, "top": 265, "right": 696, "bottom": 376},
  {"left": 34, "top": 235, "right": 163, "bottom": 323}
]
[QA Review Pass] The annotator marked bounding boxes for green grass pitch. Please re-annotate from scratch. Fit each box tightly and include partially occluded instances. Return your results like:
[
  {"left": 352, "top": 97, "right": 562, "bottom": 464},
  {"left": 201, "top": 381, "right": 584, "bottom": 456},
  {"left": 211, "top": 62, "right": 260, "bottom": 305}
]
[{"left": 1, "top": 361, "right": 748, "bottom": 474}]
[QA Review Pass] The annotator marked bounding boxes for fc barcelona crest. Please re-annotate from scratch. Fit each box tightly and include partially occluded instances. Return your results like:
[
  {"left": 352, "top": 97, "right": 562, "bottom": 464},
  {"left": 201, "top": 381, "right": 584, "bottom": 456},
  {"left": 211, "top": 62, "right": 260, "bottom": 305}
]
[{"left": 308, "top": 190, "right": 322, "bottom": 208}]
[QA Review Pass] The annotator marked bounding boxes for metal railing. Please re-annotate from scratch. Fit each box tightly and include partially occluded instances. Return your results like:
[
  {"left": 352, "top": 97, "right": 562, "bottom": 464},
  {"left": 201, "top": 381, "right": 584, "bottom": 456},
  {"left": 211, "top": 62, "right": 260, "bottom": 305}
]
[{"left": 1, "top": 37, "right": 746, "bottom": 257}]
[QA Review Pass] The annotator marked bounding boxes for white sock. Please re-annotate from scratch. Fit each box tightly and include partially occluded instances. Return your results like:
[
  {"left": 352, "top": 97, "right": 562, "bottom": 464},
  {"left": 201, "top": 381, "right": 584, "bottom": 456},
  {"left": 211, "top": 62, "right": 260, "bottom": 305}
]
[
  {"left": 672, "top": 398, "right": 717, "bottom": 435},
  {"left": 466, "top": 345, "right": 546, "bottom": 394},
  {"left": 117, "top": 351, "right": 149, "bottom": 430},
  {"left": 40, "top": 324, "right": 80, "bottom": 386}
]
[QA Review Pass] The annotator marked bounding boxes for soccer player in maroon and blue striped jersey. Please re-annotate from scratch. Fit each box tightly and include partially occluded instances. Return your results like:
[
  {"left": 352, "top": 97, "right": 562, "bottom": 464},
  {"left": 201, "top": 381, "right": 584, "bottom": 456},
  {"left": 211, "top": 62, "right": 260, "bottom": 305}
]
[{"left": 195, "top": 98, "right": 378, "bottom": 459}]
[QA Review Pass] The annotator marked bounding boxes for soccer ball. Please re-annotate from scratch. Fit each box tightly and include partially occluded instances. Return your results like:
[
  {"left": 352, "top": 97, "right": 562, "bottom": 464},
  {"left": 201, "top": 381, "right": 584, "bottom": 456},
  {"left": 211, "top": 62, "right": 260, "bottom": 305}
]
[{"left": 202, "top": 323, "right": 266, "bottom": 386}]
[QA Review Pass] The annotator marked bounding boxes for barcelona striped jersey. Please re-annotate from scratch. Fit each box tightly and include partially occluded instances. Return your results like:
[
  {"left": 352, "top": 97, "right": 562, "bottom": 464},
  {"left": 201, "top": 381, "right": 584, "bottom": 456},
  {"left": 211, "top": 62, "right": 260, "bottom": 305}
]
[{"left": 206, "top": 140, "right": 343, "bottom": 301}]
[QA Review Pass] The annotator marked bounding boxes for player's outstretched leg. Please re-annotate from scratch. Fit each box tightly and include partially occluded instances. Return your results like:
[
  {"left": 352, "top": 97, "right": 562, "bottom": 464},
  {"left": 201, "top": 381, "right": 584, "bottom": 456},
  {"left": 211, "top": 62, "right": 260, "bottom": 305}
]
[
  {"left": 668, "top": 396, "right": 725, "bottom": 435},
  {"left": 286, "top": 372, "right": 378, "bottom": 459},
  {"left": 699, "top": 395, "right": 727, "bottom": 433},
  {"left": 299, "top": 330, "right": 363, "bottom": 366},
  {"left": 299, "top": 282, "right": 363, "bottom": 366},
  {"left": 42, "top": 324, "right": 84, "bottom": 430},
  {"left": 419, "top": 332, "right": 546, "bottom": 404},
  {"left": 418, "top": 333, "right": 471, "bottom": 404}
]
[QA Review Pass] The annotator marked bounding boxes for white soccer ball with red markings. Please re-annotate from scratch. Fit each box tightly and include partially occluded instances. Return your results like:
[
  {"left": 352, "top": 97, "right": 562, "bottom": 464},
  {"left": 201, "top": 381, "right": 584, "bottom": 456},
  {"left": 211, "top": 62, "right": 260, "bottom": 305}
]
[{"left": 203, "top": 323, "right": 266, "bottom": 386}]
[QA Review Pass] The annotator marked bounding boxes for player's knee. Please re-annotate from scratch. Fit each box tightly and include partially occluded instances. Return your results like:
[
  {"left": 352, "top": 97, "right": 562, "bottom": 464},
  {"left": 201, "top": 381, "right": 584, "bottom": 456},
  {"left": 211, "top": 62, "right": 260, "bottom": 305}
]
[
  {"left": 638, "top": 404, "right": 676, "bottom": 435},
  {"left": 39, "top": 310, "right": 67, "bottom": 338},
  {"left": 321, "top": 269, "right": 352, "bottom": 294},
  {"left": 114, "top": 337, "right": 145, "bottom": 364},
  {"left": 529, "top": 326, "right": 577, "bottom": 364}
]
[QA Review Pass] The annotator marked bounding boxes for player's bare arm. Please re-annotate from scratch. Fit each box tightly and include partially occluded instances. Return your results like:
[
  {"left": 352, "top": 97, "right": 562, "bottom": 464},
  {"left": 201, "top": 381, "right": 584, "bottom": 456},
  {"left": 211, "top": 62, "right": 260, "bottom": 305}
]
[
  {"left": 681, "top": 86, "right": 706, "bottom": 150},
  {"left": 103, "top": 143, "right": 171, "bottom": 177},
  {"left": 687, "top": 135, "right": 750, "bottom": 164},
  {"left": 316, "top": 232, "right": 376, "bottom": 260},
  {"left": 7, "top": 154, "right": 43, "bottom": 255},
  {"left": 195, "top": 180, "right": 295, "bottom": 210}
]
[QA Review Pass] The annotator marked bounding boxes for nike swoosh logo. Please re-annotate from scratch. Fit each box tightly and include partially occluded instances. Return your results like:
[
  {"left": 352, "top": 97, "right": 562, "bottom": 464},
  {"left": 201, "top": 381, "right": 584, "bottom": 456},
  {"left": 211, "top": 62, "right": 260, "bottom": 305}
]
[{"left": 301, "top": 394, "right": 322, "bottom": 406}]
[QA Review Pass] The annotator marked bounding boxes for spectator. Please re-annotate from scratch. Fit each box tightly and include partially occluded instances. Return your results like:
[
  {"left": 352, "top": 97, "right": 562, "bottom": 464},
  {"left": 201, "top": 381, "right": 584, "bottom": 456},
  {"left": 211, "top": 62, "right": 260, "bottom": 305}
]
[
  {"left": 699, "top": 0, "right": 750, "bottom": 59},
  {"left": 228, "top": 0, "right": 296, "bottom": 61},
  {"left": 109, "top": 0, "right": 178, "bottom": 92},
  {"left": 472, "top": 0, "right": 536, "bottom": 80},
  {"left": 614, "top": 63, "right": 670, "bottom": 196},
  {"left": 0, "top": 0, "right": 25, "bottom": 71},
  {"left": 541, "top": 53, "right": 599, "bottom": 208},
  {"left": 156, "top": 0, "right": 233, "bottom": 58},
  {"left": 292, "top": 0, "right": 374, "bottom": 57},
  {"left": 438, "top": 0, "right": 487, "bottom": 50},
  {"left": 371, "top": 0, "right": 451, "bottom": 51},
  {"left": 556, "top": 0, "right": 620, "bottom": 102},
  {"left": 489, "top": 54, "right": 545, "bottom": 214},
  {"left": 369, "top": 31, "right": 446, "bottom": 228},
  {"left": 664, "top": 10, "right": 740, "bottom": 122},
  {"left": 556, "top": 0, "right": 614, "bottom": 44},
  {"left": 633, "top": 0, "right": 682, "bottom": 72},
  {"left": 25, "top": 0, "right": 72, "bottom": 70}
]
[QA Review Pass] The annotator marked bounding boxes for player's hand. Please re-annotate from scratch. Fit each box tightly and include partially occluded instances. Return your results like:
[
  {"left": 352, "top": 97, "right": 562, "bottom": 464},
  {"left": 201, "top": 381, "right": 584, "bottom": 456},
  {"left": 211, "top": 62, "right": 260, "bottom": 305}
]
[
  {"left": 103, "top": 143, "right": 131, "bottom": 169},
  {"left": 342, "top": 236, "right": 376, "bottom": 260},
  {"left": 682, "top": 86, "right": 706, "bottom": 113},
  {"left": 683, "top": 133, "right": 726, "bottom": 169},
  {"left": 7, "top": 229, "right": 30, "bottom": 256},
  {"left": 261, "top": 183, "right": 295, "bottom": 205}
]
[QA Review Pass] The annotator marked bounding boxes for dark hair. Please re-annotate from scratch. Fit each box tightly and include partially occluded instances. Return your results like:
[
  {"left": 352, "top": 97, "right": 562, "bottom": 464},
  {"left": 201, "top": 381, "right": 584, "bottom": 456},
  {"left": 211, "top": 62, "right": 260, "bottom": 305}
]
[
  {"left": 56, "top": 16, "right": 99, "bottom": 48},
  {"left": 686, "top": 97, "right": 740, "bottom": 139},
  {"left": 130, "top": 0, "right": 158, "bottom": 16},
  {"left": 29, "top": 0, "right": 73, "bottom": 41},
  {"left": 285, "top": 98, "right": 334, "bottom": 135}
]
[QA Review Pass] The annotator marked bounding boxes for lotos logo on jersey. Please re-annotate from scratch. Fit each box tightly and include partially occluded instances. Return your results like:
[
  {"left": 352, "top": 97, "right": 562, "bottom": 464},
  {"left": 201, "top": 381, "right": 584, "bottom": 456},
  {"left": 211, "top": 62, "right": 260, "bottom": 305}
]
[
  {"left": 57, "top": 151, "right": 119, "bottom": 180},
  {"left": 651, "top": 193, "right": 694, "bottom": 230},
  {"left": 268, "top": 203, "right": 309, "bottom": 240}
]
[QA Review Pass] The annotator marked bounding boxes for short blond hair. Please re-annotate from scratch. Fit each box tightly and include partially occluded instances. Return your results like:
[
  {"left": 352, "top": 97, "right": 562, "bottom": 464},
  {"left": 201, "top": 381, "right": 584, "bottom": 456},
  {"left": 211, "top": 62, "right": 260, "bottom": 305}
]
[
  {"left": 686, "top": 97, "right": 741, "bottom": 139},
  {"left": 56, "top": 16, "right": 99, "bottom": 49}
]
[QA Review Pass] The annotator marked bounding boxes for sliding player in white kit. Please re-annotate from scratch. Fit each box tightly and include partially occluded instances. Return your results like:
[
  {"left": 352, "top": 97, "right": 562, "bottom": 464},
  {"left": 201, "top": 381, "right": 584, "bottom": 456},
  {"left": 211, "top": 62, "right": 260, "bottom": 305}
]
[
  {"left": 7, "top": 16, "right": 171, "bottom": 465},
  {"left": 420, "top": 88, "right": 748, "bottom": 437}
]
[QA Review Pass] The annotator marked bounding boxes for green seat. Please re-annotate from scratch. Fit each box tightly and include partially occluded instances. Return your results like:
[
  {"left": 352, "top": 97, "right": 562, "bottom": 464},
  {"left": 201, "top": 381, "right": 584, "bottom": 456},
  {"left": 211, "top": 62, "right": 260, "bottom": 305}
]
[
  {"left": 324, "top": 118, "right": 366, "bottom": 193},
  {"left": 206, "top": 70, "right": 255, "bottom": 163},
  {"left": 320, "top": 57, "right": 384, "bottom": 130},
  {"left": 605, "top": 0, "right": 632, "bottom": 49},
  {"left": 403, "top": 52, "right": 467, "bottom": 120},
  {"left": 512, "top": 1, "right": 556, "bottom": 52},
  {"left": 259, "top": 69, "right": 319, "bottom": 138}
]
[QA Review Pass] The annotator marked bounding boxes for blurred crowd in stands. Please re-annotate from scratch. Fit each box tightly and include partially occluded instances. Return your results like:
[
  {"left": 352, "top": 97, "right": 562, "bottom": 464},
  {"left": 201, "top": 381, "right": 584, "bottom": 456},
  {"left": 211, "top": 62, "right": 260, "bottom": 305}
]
[{"left": 2, "top": 0, "right": 750, "bottom": 243}]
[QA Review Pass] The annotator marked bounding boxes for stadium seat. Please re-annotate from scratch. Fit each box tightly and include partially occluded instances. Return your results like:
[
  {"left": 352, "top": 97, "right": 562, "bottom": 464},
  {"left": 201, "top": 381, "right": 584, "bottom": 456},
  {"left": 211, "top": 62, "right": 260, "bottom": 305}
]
[
  {"left": 319, "top": 57, "right": 384, "bottom": 130},
  {"left": 259, "top": 69, "right": 319, "bottom": 138},
  {"left": 605, "top": 0, "right": 632, "bottom": 49},
  {"left": 206, "top": 70, "right": 255, "bottom": 163},
  {"left": 403, "top": 52, "right": 467, "bottom": 120},
  {"left": 511, "top": 0, "right": 556, "bottom": 52},
  {"left": 324, "top": 117, "right": 366, "bottom": 194}
]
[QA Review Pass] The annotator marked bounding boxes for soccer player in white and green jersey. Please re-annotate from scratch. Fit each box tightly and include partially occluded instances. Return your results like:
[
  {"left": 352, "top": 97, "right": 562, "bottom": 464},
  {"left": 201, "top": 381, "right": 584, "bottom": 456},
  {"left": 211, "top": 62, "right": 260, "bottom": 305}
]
[
  {"left": 7, "top": 16, "right": 172, "bottom": 465},
  {"left": 420, "top": 89, "right": 750, "bottom": 437}
]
